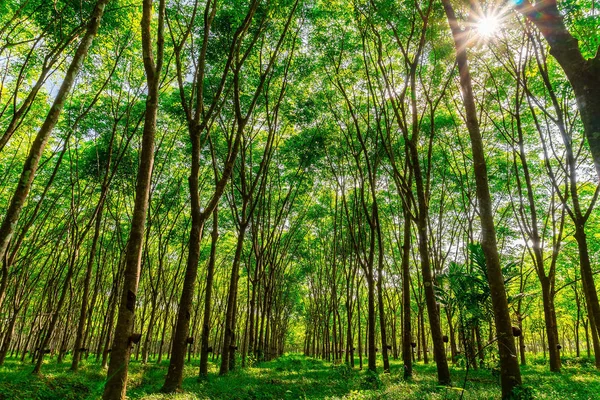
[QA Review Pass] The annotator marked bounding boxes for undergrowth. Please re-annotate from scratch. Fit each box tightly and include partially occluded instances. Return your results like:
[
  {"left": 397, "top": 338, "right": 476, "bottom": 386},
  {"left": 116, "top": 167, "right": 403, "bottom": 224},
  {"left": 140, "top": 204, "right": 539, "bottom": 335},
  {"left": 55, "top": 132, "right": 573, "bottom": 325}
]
[{"left": 0, "top": 353, "right": 598, "bottom": 399}]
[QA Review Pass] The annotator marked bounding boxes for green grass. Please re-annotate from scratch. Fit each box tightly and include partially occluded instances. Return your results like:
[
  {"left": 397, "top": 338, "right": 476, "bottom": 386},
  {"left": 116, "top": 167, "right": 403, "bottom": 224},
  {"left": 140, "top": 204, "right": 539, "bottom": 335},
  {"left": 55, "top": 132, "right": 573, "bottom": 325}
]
[{"left": 1, "top": 354, "right": 598, "bottom": 399}]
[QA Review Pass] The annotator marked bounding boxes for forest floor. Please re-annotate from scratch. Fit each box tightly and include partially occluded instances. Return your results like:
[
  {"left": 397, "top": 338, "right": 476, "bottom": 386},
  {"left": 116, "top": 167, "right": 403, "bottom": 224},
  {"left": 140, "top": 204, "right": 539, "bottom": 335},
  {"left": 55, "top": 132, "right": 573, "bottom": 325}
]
[{"left": 0, "top": 353, "right": 598, "bottom": 400}]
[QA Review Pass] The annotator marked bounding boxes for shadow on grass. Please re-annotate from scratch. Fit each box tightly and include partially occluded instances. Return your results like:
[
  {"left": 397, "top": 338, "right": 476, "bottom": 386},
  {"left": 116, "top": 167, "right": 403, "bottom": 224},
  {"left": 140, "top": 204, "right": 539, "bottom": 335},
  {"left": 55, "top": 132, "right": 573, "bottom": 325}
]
[{"left": 1, "top": 354, "right": 598, "bottom": 399}]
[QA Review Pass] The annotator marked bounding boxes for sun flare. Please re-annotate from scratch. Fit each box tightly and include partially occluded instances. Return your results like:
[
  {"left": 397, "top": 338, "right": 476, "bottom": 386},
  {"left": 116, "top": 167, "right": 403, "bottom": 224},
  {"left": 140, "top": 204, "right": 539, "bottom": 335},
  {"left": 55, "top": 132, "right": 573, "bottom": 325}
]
[{"left": 477, "top": 14, "right": 500, "bottom": 38}]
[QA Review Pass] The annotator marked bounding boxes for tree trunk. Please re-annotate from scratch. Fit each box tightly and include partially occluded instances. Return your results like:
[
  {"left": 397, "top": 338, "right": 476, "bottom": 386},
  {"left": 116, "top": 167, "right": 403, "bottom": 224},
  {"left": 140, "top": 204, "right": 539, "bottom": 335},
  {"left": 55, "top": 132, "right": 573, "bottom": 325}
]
[
  {"left": 162, "top": 173, "right": 208, "bottom": 389},
  {"left": 219, "top": 214, "right": 249, "bottom": 375},
  {"left": 0, "top": 308, "right": 18, "bottom": 365},
  {"left": 72, "top": 188, "right": 107, "bottom": 371},
  {"left": 357, "top": 281, "right": 363, "bottom": 370},
  {"left": 516, "top": 0, "right": 600, "bottom": 180},
  {"left": 441, "top": 1, "right": 522, "bottom": 396},
  {"left": 574, "top": 226, "right": 600, "bottom": 360},
  {"left": 0, "top": 0, "right": 110, "bottom": 302},
  {"left": 401, "top": 214, "right": 412, "bottom": 378},
  {"left": 102, "top": 0, "right": 164, "bottom": 397},
  {"left": 366, "top": 261, "right": 377, "bottom": 372},
  {"left": 199, "top": 208, "right": 218, "bottom": 377},
  {"left": 581, "top": 261, "right": 600, "bottom": 369},
  {"left": 33, "top": 257, "right": 75, "bottom": 374},
  {"left": 375, "top": 206, "right": 390, "bottom": 373},
  {"left": 540, "top": 279, "right": 561, "bottom": 371}
]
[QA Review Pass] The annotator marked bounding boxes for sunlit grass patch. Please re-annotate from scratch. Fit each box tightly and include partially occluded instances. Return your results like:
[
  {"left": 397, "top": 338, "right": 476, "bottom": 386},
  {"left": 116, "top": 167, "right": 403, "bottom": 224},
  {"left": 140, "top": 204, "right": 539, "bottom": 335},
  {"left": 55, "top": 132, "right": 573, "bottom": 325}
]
[{"left": 0, "top": 353, "right": 599, "bottom": 399}]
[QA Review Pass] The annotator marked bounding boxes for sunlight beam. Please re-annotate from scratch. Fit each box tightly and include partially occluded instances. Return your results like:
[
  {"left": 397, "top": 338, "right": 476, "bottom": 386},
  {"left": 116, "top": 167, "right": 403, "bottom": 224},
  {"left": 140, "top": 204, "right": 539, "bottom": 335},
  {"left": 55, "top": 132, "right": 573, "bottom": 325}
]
[{"left": 477, "top": 14, "right": 500, "bottom": 38}]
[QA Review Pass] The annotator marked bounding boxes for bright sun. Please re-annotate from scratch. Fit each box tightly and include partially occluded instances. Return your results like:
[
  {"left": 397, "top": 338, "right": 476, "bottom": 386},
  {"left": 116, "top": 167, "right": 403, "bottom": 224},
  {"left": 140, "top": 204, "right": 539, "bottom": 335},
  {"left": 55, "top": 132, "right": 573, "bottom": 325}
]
[{"left": 477, "top": 15, "right": 500, "bottom": 38}]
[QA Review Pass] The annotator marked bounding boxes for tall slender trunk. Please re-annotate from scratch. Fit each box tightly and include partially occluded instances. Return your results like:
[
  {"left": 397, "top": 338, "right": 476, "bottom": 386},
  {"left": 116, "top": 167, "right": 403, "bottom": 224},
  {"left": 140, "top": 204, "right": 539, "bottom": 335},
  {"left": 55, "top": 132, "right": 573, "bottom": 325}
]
[
  {"left": 401, "top": 211, "right": 412, "bottom": 378},
  {"left": 400, "top": 46, "right": 449, "bottom": 381},
  {"left": 420, "top": 305, "right": 428, "bottom": 364},
  {"left": 574, "top": 225, "right": 600, "bottom": 345},
  {"left": 513, "top": 99, "right": 562, "bottom": 372},
  {"left": 445, "top": 308, "right": 457, "bottom": 364},
  {"left": 142, "top": 297, "right": 157, "bottom": 363},
  {"left": 199, "top": 208, "right": 218, "bottom": 377},
  {"left": 33, "top": 250, "right": 75, "bottom": 374},
  {"left": 441, "top": 1, "right": 522, "bottom": 396},
  {"left": 219, "top": 217, "right": 249, "bottom": 375},
  {"left": 102, "top": 0, "right": 164, "bottom": 397},
  {"left": 162, "top": 166, "right": 208, "bottom": 389},
  {"left": 101, "top": 277, "right": 119, "bottom": 369},
  {"left": 346, "top": 297, "right": 353, "bottom": 367},
  {"left": 247, "top": 259, "right": 259, "bottom": 359},
  {"left": 589, "top": 310, "right": 600, "bottom": 368},
  {"left": 357, "top": 280, "right": 363, "bottom": 370},
  {"left": 0, "top": 307, "right": 18, "bottom": 365},
  {"left": 409, "top": 149, "right": 447, "bottom": 380},
  {"left": 516, "top": 0, "right": 600, "bottom": 180},
  {"left": 71, "top": 188, "right": 107, "bottom": 371},
  {"left": 366, "top": 237, "right": 377, "bottom": 372},
  {"left": 375, "top": 206, "right": 390, "bottom": 373},
  {"left": 0, "top": 263, "right": 8, "bottom": 313},
  {"left": 241, "top": 277, "right": 250, "bottom": 367},
  {"left": 577, "top": 230, "right": 600, "bottom": 370},
  {"left": 162, "top": 25, "right": 257, "bottom": 389},
  {"left": 0, "top": 0, "right": 110, "bottom": 302},
  {"left": 518, "top": 321, "right": 526, "bottom": 366},
  {"left": 540, "top": 279, "right": 560, "bottom": 371}
]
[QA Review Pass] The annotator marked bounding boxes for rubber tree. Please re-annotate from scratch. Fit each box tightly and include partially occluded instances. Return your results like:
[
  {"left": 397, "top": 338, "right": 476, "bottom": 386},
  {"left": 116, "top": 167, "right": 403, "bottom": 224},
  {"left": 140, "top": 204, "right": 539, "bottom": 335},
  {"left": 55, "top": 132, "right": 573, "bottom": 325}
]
[
  {"left": 102, "top": 0, "right": 165, "bottom": 397},
  {"left": 162, "top": 0, "right": 300, "bottom": 389},
  {"left": 487, "top": 39, "right": 564, "bottom": 372},
  {"left": 0, "top": 0, "right": 111, "bottom": 309},
  {"left": 366, "top": 0, "right": 451, "bottom": 382},
  {"left": 515, "top": 0, "right": 600, "bottom": 181},
  {"left": 441, "top": 0, "right": 523, "bottom": 397}
]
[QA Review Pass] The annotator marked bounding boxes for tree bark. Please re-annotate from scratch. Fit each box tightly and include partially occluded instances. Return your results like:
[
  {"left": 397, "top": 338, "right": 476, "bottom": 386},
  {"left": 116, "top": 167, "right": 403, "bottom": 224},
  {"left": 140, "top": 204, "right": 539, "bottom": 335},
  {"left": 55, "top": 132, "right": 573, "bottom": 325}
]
[
  {"left": 219, "top": 216, "right": 249, "bottom": 375},
  {"left": 102, "top": 0, "right": 164, "bottom": 397},
  {"left": 199, "top": 208, "right": 218, "bottom": 377},
  {"left": 375, "top": 205, "right": 390, "bottom": 373},
  {"left": 441, "top": 1, "right": 522, "bottom": 397},
  {"left": 401, "top": 210, "right": 413, "bottom": 378}
]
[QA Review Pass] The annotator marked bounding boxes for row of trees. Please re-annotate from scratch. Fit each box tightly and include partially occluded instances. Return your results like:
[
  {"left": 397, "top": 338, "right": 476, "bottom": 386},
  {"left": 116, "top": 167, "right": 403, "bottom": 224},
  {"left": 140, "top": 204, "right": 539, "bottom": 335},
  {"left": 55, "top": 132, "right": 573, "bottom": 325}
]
[
  {"left": 0, "top": 0, "right": 306, "bottom": 398},
  {"left": 0, "top": 0, "right": 598, "bottom": 399},
  {"left": 300, "top": 1, "right": 598, "bottom": 398}
]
